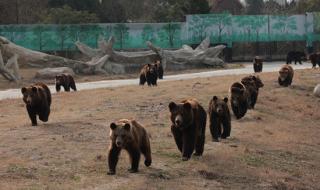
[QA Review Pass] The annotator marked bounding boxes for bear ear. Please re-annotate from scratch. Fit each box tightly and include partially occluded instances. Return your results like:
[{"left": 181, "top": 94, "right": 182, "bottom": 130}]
[
  {"left": 32, "top": 86, "right": 38, "bottom": 93},
  {"left": 123, "top": 123, "right": 131, "bottom": 131},
  {"left": 110, "top": 123, "right": 117, "bottom": 130},
  {"left": 21, "top": 87, "right": 27, "bottom": 94},
  {"left": 212, "top": 96, "right": 218, "bottom": 101},
  {"left": 223, "top": 97, "right": 228, "bottom": 103},
  {"left": 183, "top": 102, "right": 192, "bottom": 110},
  {"left": 251, "top": 75, "right": 256, "bottom": 80},
  {"left": 169, "top": 102, "right": 177, "bottom": 112},
  {"left": 147, "top": 63, "right": 151, "bottom": 67}
]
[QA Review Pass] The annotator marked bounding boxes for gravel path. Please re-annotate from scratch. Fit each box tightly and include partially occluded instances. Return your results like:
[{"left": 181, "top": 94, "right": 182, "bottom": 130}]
[{"left": 0, "top": 62, "right": 310, "bottom": 100}]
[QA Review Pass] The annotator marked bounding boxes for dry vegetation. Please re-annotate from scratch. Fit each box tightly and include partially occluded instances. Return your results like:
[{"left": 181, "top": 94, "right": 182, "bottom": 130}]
[{"left": 0, "top": 69, "right": 319, "bottom": 190}]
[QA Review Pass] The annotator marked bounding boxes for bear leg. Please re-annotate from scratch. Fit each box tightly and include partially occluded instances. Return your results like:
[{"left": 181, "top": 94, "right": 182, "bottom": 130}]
[
  {"left": 210, "top": 116, "right": 221, "bottom": 142},
  {"left": 171, "top": 125, "right": 183, "bottom": 152},
  {"left": 55, "top": 84, "right": 61, "bottom": 92},
  {"left": 27, "top": 106, "right": 37, "bottom": 126},
  {"left": 181, "top": 131, "right": 195, "bottom": 161},
  {"left": 107, "top": 145, "right": 121, "bottom": 175},
  {"left": 221, "top": 117, "right": 231, "bottom": 139},
  {"left": 140, "top": 142, "right": 152, "bottom": 167},
  {"left": 64, "top": 85, "right": 70, "bottom": 92},
  {"left": 139, "top": 74, "right": 146, "bottom": 85},
  {"left": 127, "top": 147, "right": 141, "bottom": 173}
]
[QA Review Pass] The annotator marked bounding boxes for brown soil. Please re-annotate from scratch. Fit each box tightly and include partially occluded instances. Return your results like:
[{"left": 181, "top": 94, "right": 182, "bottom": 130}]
[
  {"left": 0, "top": 69, "right": 319, "bottom": 190},
  {"left": 0, "top": 64, "right": 243, "bottom": 90}
]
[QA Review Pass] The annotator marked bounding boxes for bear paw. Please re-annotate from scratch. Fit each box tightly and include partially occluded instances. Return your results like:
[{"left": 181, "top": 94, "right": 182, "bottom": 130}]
[
  {"left": 181, "top": 157, "right": 190, "bottom": 161},
  {"left": 144, "top": 159, "right": 152, "bottom": 167},
  {"left": 193, "top": 152, "right": 202, "bottom": 156},
  {"left": 107, "top": 170, "right": 116, "bottom": 175},
  {"left": 128, "top": 168, "right": 138, "bottom": 173},
  {"left": 212, "top": 138, "right": 220, "bottom": 142}
]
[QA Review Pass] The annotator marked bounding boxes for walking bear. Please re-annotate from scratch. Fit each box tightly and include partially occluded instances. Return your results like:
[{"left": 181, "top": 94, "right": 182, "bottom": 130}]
[
  {"left": 139, "top": 63, "right": 158, "bottom": 86},
  {"left": 241, "top": 75, "right": 264, "bottom": 109},
  {"left": 21, "top": 82, "right": 51, "bottom": 126},
  {"left": 278, "top": 65, "right": 294, "bottom": 87},
  {"left": 253, "top": 56, "right": 263, "bottom": 73},
  {"left": 309, "top": 53, "right": 320, "bottom": 68},
  {"left": 168, "top": 99, "right": 207, "bottom": 161},
  {"left": 230, "top": 82, "right": 249, "bottom": 119},
  {"left": 55, "top": 74, "right": 77, "bottom": 92},
  {"left": 286, "top": 51, "right": 306, "bottom": 65},
  {"left": 108, "top": 119, "right": 152, "bottom": 175},
  {"left": 208, "top": 96, "right": 231, "bottom": 142}
]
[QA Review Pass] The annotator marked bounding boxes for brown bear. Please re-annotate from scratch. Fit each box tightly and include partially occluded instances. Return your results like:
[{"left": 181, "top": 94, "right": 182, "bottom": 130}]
[
  {"left": 278, "top": 65, "right": 294, "bottom": 87},
  {"left": 107, "top": 119, "right": 152, "bottom": 175},
  {"left": 286, "top": 51, "right": 306, "bottom": 65},
  {"left": 155, "top": 60, "right": 164, "bottom": 79},
  {"left": 253, "top": 56, "right": 263, "bottom": 73},
  {"left": 309, "top": 53, "right": 320, "bottom": 68},
  {"left": 208, "top": 96, "right": 231, "bottom": 142},
  {"left": 21, "top": 82, "right": 51, "bottom": 126},
  {"left": 241, "top": 75, "right": 264, "bottom": 109},
  {"left": 168, "top": 99, "right": 207, "bottom": 161},
  {"left": 230, "top": 82, "right": 249, "bottom": 119},
  {"left": 139, "top": 63, "right": 158, "bottom": 86},
  {"left": 55, "top": 74, "right": 77, "bottom": 92}
]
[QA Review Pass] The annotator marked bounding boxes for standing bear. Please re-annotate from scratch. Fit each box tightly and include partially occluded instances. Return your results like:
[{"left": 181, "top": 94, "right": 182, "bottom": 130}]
[
  {"left": 309, "top": 53, "right": 320, "bottom": 68},
  {"left": 241, "top": 75, "right": 264, "bottom": 109},
  {"left": 208, "top": 96, "right": 231, "bottom": 142},
  {"left": 168, "top": 99, "right": 207, "bottom": 161},
  {"left": 278, "top": 65, "right": 294, "bottom": 87},
  {"left": 21, "top": 82, "right": 51, "bottom": 126},
  {"left": 139, "top": 63, "right": 158, "bottom": 86},
  {"left": 230, "top": 82, "right": 249, "bottom": 119},
  {"left": 108, "top": 119, "right": 152, "bottom": 175},
  {"left": 155, "top": 60, "right": 164, "bottom": 79},
  {"left": 55, "top": 74, "right": 77, "bottom": 92},
  {"left": 253, "top": 56, "right": 263, "bottom": 73}
]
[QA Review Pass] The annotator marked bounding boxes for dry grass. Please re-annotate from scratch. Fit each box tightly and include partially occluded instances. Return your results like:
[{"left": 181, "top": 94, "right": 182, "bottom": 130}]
[{"left": 0, "top": 69, "right": 319, "bottom": 190}]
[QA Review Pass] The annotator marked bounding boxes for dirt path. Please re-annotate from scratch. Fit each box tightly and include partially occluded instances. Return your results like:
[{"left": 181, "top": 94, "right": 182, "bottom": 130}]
[
  {"left": 0, "top": 62, "right": 310, "bottom": 100},
  {"left": 0, "top": 68, "right": 319, "bottom": 190}
]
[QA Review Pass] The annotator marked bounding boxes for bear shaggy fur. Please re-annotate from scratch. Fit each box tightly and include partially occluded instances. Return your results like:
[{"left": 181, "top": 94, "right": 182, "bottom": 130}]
[
  {"left": 253, "top": 56, "right": 263, "bottom": 73},
  {"left": 155, "top": 60, "right": 164, "bottom": 79},
  {"left": 208, "top": 96, "right": 231, "bottom": 142},
  {"left": 168, "top": 99, "right": 207, "bottom": 161},
  {"left": 286, "top": 51, "right": 306, "bottom": 65},
  {"left": 55, "top": 74, "right": 77, "bottom": 92},
  {"left": 139, "top": 63, "right": 158, "bottom": 86},
  {"left": 108, "top": 119, "right": 152, "bottom": 175},
  {"left": 241, "top": 75, "right": 264, "bottom": 109},
  {"left": 309, "top": 53, "right": 320, "bottom": 68},
  {"left": 278, "top": 65, "right": 294, "bottom": 87},
  {"left": 21, "top": 82, "right": 51, "bottom": 126},
  {"left": 230, "top": 82, "right": 249, "bottom": 119}
]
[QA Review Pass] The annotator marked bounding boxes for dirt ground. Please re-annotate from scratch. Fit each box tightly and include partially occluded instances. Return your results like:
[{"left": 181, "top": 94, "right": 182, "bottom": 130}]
[
  {"left": 0, "top": 64, "right": 243, "bottom": 90},
  {"left": 0, "top": 69, "right": 319, "bottom": 190}
]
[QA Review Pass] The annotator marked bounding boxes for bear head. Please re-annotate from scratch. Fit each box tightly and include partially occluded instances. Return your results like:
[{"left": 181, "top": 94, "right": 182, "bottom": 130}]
[
  {"left": 109, "top": 121, "right": 133, "bottom": 148},
  {"left": 21, "top": 86, "right": 40, "bottom": 106},
  {"left": 147, "top": 63, "right": 158, "bottom": 75},
  {"left": 279, "top": 68, "right": 290, "bottom": 81},
  {"left": 211, "top": 96, "right": 228, "bottom": 116},
  {"left": 168, "top": 101, "right": 194, "bottom": 129},
  {"left": 55, "top": 74, "right": 66, "bottom": 86}
]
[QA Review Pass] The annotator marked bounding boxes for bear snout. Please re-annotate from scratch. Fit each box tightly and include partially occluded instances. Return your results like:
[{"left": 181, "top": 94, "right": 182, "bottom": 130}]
[
  {"left": 175, "top": 115, "right": 183, "bottom": 126},
  {"left": 116, "top": 141, "right": 122, "bottom": 147}
]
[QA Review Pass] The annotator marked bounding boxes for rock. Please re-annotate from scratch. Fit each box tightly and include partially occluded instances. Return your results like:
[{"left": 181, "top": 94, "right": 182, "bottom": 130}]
[
  {"left": 34, "top": 67, "right": 75, "bottom": 79},
  {"left": 314, "top": 84, "right": 320, "bottom": 97}
]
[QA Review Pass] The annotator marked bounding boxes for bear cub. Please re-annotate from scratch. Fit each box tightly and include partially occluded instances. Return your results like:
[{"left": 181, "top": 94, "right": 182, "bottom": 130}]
[
  {"left": 21, "top": 82, "right": 51, "bottom": 126},
  {"left": 168, "top": 99, "right": 207, "bottom": 161},
  {"left": 208, "top": 96, "right": 231, "bottom": 142},
  {"left": 55, "top": 74, "right": 77, "bottom": 92},
  {"left": 230, "top": 82, "right": 249, "bottom": 119},
  {"left": 108, "top": 119, "right": 152, "bottom": 175},
  {"left": 139, "top": 63, "right": 158, "bottom": 86}
]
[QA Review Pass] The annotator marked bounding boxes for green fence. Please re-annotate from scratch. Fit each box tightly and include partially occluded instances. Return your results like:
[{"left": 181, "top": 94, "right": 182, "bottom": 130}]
[{"left": 0, "top": 12, "right": 318, "bottom": 51}]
